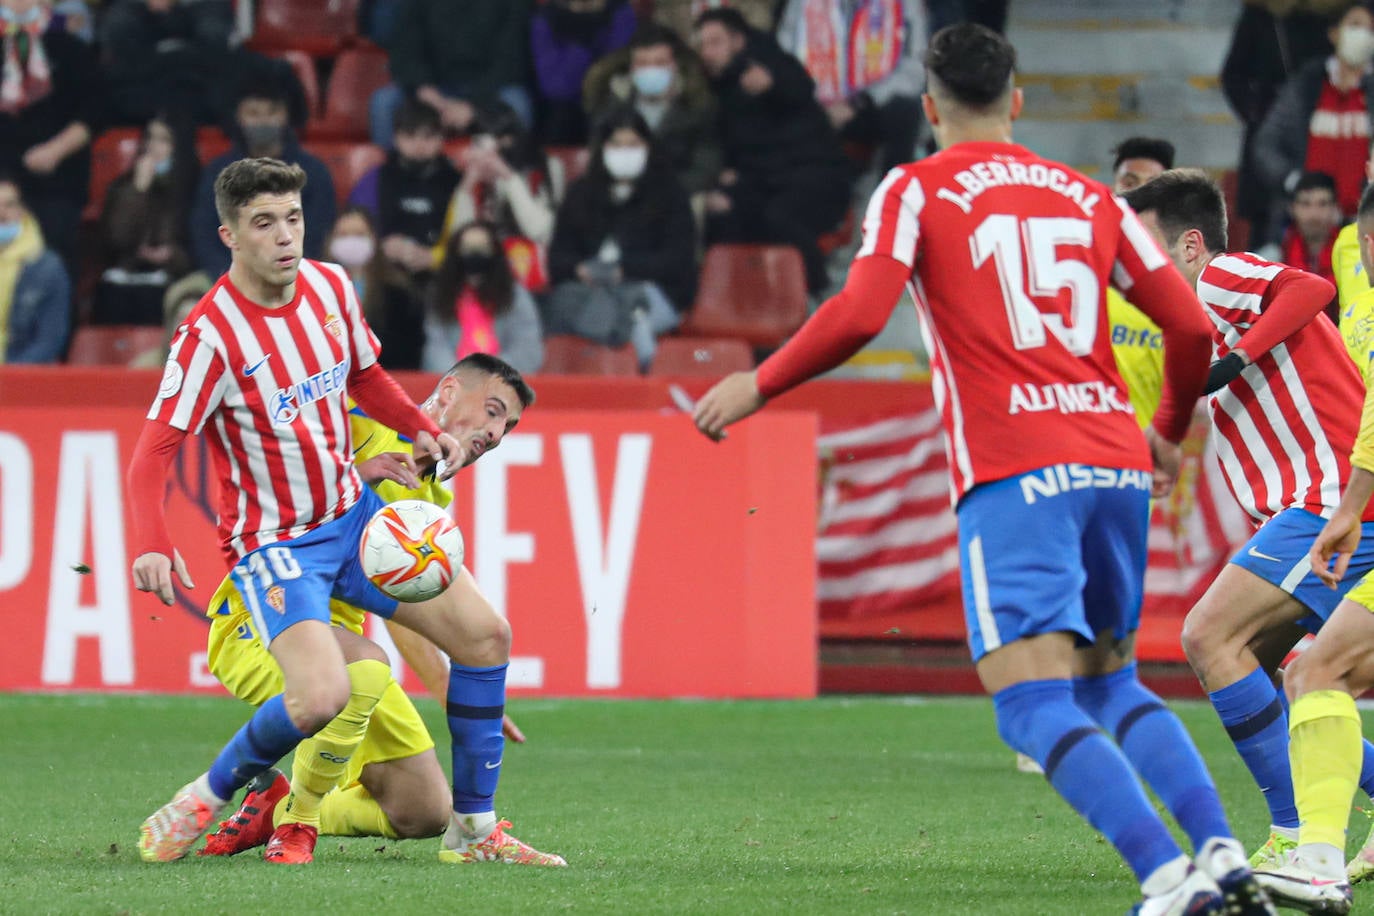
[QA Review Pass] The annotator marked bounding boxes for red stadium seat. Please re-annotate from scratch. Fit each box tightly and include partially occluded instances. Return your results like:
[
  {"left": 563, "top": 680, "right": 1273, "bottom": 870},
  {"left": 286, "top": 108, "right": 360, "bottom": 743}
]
[
  {"left": 85, "top": 128, "right": 142, "bottom": 221},
  {"left": 682, "top": 244, "right": 809, "bottom": 348},
  {"left": 249, "top": 0, "right": 359, "bottom": 56},
  {"left": 649, "top": 336, "right": 754, "bottom": 376},
  {"left": 540, "top": 335, "right": 640, "bottom": 376},
  {"left": 311, "top": 46, "right": 390, "bottom": 140},
  {"left": 195, "top": 127, "right": 232, "bottom": 165},
  {"left": 272, "top": 50, "right": 321, "bottom": 121},
  {"left": 66, "top": 325, "right": 166, "bottom": 366},
  {"left": 303, "top": 141, "right": 386, "bottom": 207}
]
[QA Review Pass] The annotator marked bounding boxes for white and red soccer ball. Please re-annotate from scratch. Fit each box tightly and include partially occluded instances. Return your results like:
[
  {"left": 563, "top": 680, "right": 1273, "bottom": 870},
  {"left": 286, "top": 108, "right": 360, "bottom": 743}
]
[{"left": 359, "top": 500, "right": 464, "bottom": 602}]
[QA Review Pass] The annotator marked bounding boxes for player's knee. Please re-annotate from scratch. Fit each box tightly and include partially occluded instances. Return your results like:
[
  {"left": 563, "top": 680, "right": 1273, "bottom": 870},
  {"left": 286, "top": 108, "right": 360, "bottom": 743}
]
[
  {"left": 285, "top": 678, "right": 351, "bottom": 734},
  {"left": 450, "top": 612, "right": 511, "bottom": 668},
  {"left": 382, "top": 789, "right": 451, "bottom": 838},
  {"left": 1179, "top": 610, "right": 1219, "bottom": 668}
]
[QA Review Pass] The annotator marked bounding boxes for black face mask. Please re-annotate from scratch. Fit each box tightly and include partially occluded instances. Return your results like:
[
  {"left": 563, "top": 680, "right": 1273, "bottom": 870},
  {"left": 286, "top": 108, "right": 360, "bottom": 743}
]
[{"left": 458, "top": 251, "right": 498, "bottom": 276}]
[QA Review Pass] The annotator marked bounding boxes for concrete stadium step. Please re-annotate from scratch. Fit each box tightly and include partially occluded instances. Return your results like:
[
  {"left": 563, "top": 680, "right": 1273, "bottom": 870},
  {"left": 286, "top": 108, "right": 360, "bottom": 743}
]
[
  {"left": 1013, "top": 119, "right": 1241, "bottom": 176},
  {"left": 1018, "top": 74, "right": 1233, "bottom": 123}
]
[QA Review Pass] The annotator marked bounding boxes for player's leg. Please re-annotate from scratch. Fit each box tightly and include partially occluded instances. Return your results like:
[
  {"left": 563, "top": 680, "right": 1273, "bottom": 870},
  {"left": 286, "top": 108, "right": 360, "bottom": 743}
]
[
  {"left": 961, "top": 472, "right": 1218, "bottom": 911},
  {"left": 382, "top": 567, "right": 565, "bottom": 865}
]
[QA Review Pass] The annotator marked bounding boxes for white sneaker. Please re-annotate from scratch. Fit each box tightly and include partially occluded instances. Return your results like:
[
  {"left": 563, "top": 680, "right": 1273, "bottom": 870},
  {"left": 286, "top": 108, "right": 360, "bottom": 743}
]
[
  {"left": 1194, "top": 837, "right": 1277, "bottom": 915},
  {"left": 1131, "top": 866, "right": 1225, "bottom": 916},
  {"left": 1254, "top": 858, "right": 1353, "bottom": 914}
]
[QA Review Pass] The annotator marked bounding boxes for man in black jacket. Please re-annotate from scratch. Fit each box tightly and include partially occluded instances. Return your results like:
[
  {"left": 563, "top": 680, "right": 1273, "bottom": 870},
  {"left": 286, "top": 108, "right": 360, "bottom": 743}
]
[{"left": 695, "top": 8, "right": 851, "bottom": 293}]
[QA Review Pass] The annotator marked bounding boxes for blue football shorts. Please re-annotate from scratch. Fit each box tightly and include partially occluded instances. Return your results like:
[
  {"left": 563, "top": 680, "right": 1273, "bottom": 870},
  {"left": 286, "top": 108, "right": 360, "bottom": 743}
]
[
  {"left": 958, "top": 464, "right": 1153, "bottom": 662},
  {"left": 1229, "top": 506, "right": 1374, "bottom": 632},
  {"left": 229, "top": 485, "right": 399, "bottom": 646}
]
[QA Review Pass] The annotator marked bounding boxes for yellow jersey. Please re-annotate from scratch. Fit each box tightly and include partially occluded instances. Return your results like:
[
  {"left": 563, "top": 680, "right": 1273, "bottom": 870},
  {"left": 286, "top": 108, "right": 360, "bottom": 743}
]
[
  {"left": 1344, "top": 284, "right": 1374, "bottom": 370},
  {"left": 1107, "top": 288, "right": 1164, "bottom": 430},
  {"left": 1333, "top": 222, "right": 1370, "bottom": 314}
]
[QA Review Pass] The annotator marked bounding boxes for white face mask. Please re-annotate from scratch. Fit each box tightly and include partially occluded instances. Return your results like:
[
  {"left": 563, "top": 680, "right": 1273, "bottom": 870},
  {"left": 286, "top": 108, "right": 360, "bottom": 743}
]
[
  {"left": 330, "top": 234, "right": 375, "bottom": 268},
  {"left": 603, "top": 146, "right": 648, "bottom": 182},
  {"left": 1338, "top": 24, "right": 1374, "bottom": 68}
]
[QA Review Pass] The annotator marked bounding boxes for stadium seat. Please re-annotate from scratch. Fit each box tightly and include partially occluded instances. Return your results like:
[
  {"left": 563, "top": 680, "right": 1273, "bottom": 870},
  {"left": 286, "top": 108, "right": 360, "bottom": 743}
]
[
  {"left": 249, "top": 0, "right": 359, "bottom": 56},
  {"left": 540, "top": 335, "right": 640, "bottom": 376},
  {"left": 66, "top": 325, "right": 166, "bottom": 366},
  {"left": 682, "top": 244, "right": 809, "bottom": 348},
  {"left": 649, "top": 336, "right": 754, "bottom": 376},
  {"left": 195, "top": 127, "right": 232, "bottom": 165},
  {"left": 272, "top": 50, "right": 321, "bottom": 122},
  {"left": 85, "top": 128, "right": 142, "bottom": 221},
  {"left": 311, "top": 45, "right": 391, "bottom": 140},
  {"left": 303, "top": 141, "right": 386, "bottom": 208}
]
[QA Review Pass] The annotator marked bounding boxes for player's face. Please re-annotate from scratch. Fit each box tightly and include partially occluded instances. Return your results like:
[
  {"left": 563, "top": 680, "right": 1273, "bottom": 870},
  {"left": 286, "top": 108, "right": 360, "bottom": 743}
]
[
  {"left": 1113, "top": 158, "right": 1166, "bottom": 194},
  {"left": 1136, "top": 209, "right": 1192, "bottom": 278},
  {"left": 695, "top": 22, "right": 741, "bottom": 77},
  {"left": 1290, "top": 189, "right": 1340, "bottom": 242},
  {"left": 432, "top": 373, "right": 523, "bottom": 468},
  {"left": 221, "top": 192, "right": 304, "bottom": 290}
]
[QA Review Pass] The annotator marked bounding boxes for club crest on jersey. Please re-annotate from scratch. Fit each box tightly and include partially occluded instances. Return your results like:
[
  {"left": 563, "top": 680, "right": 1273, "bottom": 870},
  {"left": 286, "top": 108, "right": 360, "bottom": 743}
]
[
  {"left": 266, "top": 585, "right": 286, "bottom": 612},
  {"left": 270, "top": 355, "right": 350, "bottom": 425},
  {"left": 324, "top": 313, "right": 344, "bottom": 341}
]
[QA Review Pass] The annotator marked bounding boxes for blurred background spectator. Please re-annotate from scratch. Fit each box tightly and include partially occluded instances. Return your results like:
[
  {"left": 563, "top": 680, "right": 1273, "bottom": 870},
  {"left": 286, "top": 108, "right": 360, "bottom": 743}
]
[
  {"left": 424, "top": 219, "right": 544, "bottom": 375},
  {"left": 0, "top": 173, "right": 70, "bottom": 363},
  {"left": 775, "top": 0, "right": 927, "bottom": 174},
  {"left": 93, "top": 112, "right": 197, "bottom": 325},
  {"left": 1261, "top": 169, "right": 1343, "bottom": 319},
  {"left": 530, "top": 0, "right": 638, "bottom": 144},
  {"left": 128, "top": 269, "right": 211, "bottom": 368},
  {"left": 50, "top": 0, "right": 93, "bottom": 43},
  {"left": 190, "top": 75, "right": 336, "bottom": 279},
  {"left": 348, "top": 99, "right": 459, "bottom": 289},
  {"left": 652, "top": 0, "right": 775, "bottom": 42},
  {"left": 436, "top": 104, "right": 564, "bottom": 295},
  {"left": 370, "top": 0, "right": 533, "bottom": 149},
  {"left": 0, "top": 0, "right": 101, "bottom": 274},
  {"left": 99, "top": 0, "right": 234, "bottom": 125},
  {"left": 547, "top": 107, "right": 694, "bottom": 370},
  {"left": 328, "top": 206, "right": 427, "bottom": 370},
  {"left": 1112, "top": 136, "right": 1176, "bottom": 192},
  {"left": 583, "top": 22, "right": 722, "bottom": 196},
  {"left": 1254, "top": 2, "right": 1374, "bottom": 244},
  {"left": 694, "top": 7, "right": 850, "bottom": 293}
]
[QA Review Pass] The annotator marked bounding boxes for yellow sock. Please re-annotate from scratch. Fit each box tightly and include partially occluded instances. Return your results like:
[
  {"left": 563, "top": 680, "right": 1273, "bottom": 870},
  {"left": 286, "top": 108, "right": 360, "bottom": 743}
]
[
  {"left": 1290, "top": 689, "right": 1363, "bottom": 850},
  {"left": 279, "top": 659, "right": 392, "bottom": 829},
  {"left": 316, "top": 783, "right": 400, "bottom": 839}
]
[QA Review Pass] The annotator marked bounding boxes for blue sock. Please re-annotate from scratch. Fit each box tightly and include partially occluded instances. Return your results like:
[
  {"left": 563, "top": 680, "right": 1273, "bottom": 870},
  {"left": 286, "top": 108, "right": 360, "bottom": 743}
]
[
  {"left": 993, "top": 679, "right": 1182, "bottom": 883},
  {"left": 205, "top": 694, "right": 308, "bottom": 801},
  {"left": 1205, "top": 668, "right": 1296, "bottom": 828},
  {"left": 446, "top": 662, "right": 507, "bottom": 814},
  {"left": 1076, "top": 664, "right": 1233, "bottom": 851}
]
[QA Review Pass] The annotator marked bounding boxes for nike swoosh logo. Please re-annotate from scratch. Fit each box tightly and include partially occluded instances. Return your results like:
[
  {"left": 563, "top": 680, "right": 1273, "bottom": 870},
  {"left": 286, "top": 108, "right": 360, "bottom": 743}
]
[
  {"left": 243, "top": 355, "right": 271, "bottom": 377},
  {"left": 484, "top": 759, "right": 502, "bottom": 769},
  {"left": 1248, "top": 546, "right": 1282, "bottom": 562}
]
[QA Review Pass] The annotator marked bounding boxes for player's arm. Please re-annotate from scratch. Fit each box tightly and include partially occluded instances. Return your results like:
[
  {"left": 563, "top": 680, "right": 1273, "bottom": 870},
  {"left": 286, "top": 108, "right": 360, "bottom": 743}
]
[
  {"left": 693, "top": 255, "right": 910, "bottom": 438},
  {"left": 1204, "top": 268, "right": 1336, "bottom": 393},
  {"left": 1311, "top": 360, "right": 1374, "bottom": 586},
  {"left": 128, "top": 419, "right": 196, "bottom": 605}
]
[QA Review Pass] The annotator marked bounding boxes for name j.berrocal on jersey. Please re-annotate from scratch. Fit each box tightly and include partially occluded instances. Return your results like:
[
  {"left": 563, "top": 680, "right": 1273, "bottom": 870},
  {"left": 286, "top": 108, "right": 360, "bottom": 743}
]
[
  {"left": 936, "top": 160, "right": 1101, "bottom": 216},
  {"left": 1008, "top": 380, "right": 1132, "bottom": 417},
  {"left": 271, "top": 355, "right": 350, "bottom": 425}
]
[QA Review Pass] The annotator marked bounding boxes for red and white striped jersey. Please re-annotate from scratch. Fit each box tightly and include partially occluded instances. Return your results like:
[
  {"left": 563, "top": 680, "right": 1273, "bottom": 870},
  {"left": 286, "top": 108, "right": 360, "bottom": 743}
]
[
  {"left": 856, "top": 141, "right": 1172, "bottom": 500},
  {"left": 1196, "top": 252, "right": 1373, "bottom": 523},
  {"left": 147, "top": 260, "right": 382, "bottom": 560}
]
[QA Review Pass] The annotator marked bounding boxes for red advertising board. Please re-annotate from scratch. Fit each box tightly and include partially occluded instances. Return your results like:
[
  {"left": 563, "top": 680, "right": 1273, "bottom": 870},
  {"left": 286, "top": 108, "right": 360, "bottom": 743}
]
[{"left": 0, "top": 375, "right": 819, "bottom": 698}]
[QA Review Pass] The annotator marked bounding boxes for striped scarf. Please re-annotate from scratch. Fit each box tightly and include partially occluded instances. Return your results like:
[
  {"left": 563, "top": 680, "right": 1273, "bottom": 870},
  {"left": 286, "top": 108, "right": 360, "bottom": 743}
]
[{"left": 1, "top": 7, "right": 51, "bottom": 114}]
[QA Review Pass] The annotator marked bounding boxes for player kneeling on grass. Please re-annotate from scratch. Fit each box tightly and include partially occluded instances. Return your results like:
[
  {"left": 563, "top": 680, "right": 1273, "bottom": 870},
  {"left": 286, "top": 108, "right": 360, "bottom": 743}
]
[{"left": 197, "top": 355, "right": 563, "bottom": 867}]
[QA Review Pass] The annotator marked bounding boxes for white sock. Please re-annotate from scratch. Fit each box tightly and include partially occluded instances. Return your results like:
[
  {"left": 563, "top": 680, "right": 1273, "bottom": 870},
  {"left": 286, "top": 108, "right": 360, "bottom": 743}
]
[
  {"left": 1195, "top": 837, "right": 1247, "bottom": 881},
  {"left": 1271, "top": 824, "right": 1300, "bottom": 841},
  {"left": 1295, "top": 842, "right": 1347, "bottom": 880},
  {"left": 1141, "top": 854, "right": 1192, "bottom": 897},
  {"left": 190, "top": 772, "right": 227, "bottom": 807},
  {"left": 446, "top": 810, "right": 498, "bottom": 844}
]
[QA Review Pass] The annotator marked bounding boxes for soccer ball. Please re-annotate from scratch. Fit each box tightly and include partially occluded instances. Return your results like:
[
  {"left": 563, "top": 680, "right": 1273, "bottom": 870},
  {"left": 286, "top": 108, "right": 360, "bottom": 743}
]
[{"left": 359, "top": 499, "right": 465, "bottom": 602}]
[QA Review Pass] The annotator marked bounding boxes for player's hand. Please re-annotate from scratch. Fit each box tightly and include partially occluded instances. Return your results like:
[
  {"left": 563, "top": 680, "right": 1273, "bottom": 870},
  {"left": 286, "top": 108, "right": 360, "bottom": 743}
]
[
  {"left": 502, "top": 714, "right": 526, "bottom": 744},
  {"left": 414, "top": 429, "right": 464, "bottom": 480},
  {"left": 1310, "top": 509, "right": 1362, "bottom": 588},
  {"left": 1144, "top": 426, "right": 1181, "bottom": 499},
  {"left": 358, "top": 451, "right": 421, "bottom": 490},
  {"left": 132, "top": 549, "right": 195, "bottom": 606},
  {"left": 693, "top": 371, "right": 764, "bottom": 441}
]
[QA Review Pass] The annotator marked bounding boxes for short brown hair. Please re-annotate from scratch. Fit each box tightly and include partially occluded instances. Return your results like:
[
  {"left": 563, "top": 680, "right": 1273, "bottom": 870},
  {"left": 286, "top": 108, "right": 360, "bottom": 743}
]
[
  {"left": 1122, "top": 168, "right": 1229, "bottom": 255},
  {"left": 214, "top": 157, "right": 307, "bottom": 226}
]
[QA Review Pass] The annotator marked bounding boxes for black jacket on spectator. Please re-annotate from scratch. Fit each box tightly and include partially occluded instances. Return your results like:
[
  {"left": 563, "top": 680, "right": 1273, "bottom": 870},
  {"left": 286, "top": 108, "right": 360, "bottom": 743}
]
[
  {"left": 376, "top": 152, "right": 461, "bottom": 248},
  {"left": 388, "top": 0, "right": 530, "bottom": 107},
  {"left": 710, "top": 31, "right": 848, "bottom": 182},
  {"left": 549, "top": 168, "right": 697, "bottom": 312}
]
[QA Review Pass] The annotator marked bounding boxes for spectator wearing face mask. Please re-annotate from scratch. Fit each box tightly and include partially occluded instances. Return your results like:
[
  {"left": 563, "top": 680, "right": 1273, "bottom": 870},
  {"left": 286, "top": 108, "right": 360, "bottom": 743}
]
[
  {"left": 189, "top": 75, "right": 337, "bottom": 278},
  {"left": 547, "top": 107, "right": 695, "bottom": 369},
  {"left": 423, "top": 220, "right": 544, "bottom": 374},
  {"left": 582, "top": 22, "right": 722, "bottom": 195},
  {"left": 348, "top": 100, "right": 461, "bottom": 286},
  {"left": 0, "top": 173, "right": 70, "bottom": 364},
  {"left": 1255, "top": 2, "right": 1374, "bottom": 245},
  {"left": 434, "top": 104, "right": 565, "bottom": 293},
  {"left": 327, "top": 206, "right": 427, "bottom": 370},
  {"left": 94, "top": 112, "right": 198, "bottom": 325},
  {"left": 530, "top": 0, "right": 639, "bottom": 144}
]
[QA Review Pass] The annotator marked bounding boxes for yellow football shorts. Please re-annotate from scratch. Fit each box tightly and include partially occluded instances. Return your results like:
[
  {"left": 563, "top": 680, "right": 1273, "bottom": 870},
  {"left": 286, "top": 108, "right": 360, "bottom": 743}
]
[
  {"left": 206, "top": 581, "right": 435, "bottom": 788},
  {"left": 1344, "top": 570, "right": 1374, "bottom": 614}
]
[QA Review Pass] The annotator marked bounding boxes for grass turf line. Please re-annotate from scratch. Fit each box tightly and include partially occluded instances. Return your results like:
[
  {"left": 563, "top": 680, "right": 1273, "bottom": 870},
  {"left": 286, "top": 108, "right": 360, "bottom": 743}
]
[{"left": 0, "top": 694, "right": 1367, "bottom": 915}]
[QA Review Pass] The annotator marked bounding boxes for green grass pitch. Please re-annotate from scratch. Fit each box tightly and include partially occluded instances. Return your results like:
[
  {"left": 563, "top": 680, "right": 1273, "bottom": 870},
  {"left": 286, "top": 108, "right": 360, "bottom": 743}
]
[{"left": 0, "top": 693, "right": 1367, "bottom": 914}]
